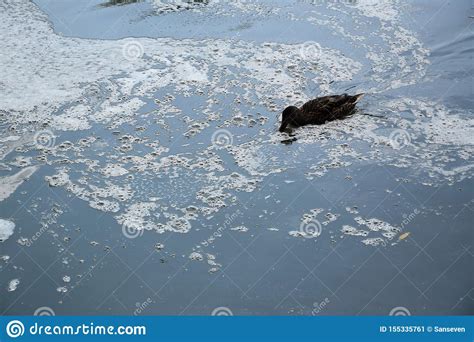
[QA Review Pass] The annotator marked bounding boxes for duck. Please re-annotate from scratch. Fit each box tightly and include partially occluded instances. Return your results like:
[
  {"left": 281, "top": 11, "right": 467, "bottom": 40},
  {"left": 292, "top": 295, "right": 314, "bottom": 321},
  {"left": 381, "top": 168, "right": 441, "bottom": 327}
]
[{"left": 279, "top": 93, "right": 364, "bottom": 132}]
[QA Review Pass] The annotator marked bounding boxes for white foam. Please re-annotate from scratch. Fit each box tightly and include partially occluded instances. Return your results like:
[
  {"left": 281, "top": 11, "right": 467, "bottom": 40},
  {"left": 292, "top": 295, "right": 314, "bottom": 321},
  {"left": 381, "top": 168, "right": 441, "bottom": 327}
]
[
  {"left": 230, "top": 226, "right": 249, "bottom": 232},
  {"left": 0, "top": 166, "right": 39, "bottom": 202},
  {"left": 0, "top": 0, "right": 470, "bottom": 258},
  {"left": 0, "top": 219, "right": 15, "bottom": 242},
  {"left": 7, "top": 278, "right": 20, "bottom": 292},
  {"left": 189, "top": 252, "right": 204, "bottom": 261}
]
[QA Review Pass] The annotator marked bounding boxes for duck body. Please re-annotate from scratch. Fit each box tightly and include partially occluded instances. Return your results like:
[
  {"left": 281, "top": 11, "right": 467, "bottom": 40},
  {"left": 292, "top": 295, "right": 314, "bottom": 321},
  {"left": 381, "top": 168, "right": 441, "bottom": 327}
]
[{"left": 279, "top": 93, "right": 364, "bottom": 132}]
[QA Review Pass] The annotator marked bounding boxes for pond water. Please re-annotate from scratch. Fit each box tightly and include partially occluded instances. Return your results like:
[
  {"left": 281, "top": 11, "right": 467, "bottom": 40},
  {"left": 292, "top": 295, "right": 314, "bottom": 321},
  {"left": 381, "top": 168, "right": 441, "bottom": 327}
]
[{"left": 0, "top": 0, "right": 472, "bottom": 315}]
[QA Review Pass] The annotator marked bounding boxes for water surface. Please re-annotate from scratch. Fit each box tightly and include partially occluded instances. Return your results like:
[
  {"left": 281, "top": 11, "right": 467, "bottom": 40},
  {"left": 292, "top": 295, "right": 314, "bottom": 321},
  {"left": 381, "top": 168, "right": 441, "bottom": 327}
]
[{"left": 0, "top": 0, "right": 472, "bottom": 315}]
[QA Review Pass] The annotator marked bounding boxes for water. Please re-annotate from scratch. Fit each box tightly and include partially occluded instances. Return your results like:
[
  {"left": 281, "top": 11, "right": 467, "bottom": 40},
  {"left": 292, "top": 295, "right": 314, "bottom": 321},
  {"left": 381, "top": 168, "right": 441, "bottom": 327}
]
[{"left": 0, "top": 0, "right": 472, "bottom": 315}]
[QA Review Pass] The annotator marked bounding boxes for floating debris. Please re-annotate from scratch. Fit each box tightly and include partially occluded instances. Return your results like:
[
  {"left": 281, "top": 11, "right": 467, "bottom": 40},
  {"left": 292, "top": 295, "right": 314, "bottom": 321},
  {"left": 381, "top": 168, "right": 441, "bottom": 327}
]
[
  {"left": 7, "top": 279, "right": 20, "bottom": 292},
  {"left": 230, "top": 226, "right": 249, "bottom": 232},
  {"left": 398, "top": 232, "right": 411, "bottom": 241}
]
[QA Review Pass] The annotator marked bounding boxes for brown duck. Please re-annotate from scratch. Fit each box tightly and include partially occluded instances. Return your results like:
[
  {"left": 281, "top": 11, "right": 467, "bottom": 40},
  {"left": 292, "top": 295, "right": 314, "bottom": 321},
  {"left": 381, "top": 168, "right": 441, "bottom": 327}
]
[{"left": 279, "top": 93, "right": 364, "bottom": 132}]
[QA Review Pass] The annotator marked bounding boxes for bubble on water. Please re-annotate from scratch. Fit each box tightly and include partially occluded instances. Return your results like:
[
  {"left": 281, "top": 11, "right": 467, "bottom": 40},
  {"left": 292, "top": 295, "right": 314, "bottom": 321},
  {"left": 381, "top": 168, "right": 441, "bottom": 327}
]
[
  {"left": 101, "top": 163, "right": 129, "bottom": 178},
  {"left": 361, "top": 238, "right": 386, "bottom": 247},
  {"left": 189, "top": 252, "right": 204, "bottom": 261},
  {"left": 345, "top": 207, "right": 359, "bottom": 214},
  {"left": 322, "top": 212, "right": 339, "bottom": 226},
  {"left": 341, "top": 225, "right": 369, "bottom": 237},
  {"left": 17, "top": 238, "right": 29, "bottom": 246},
  {"left": 10, "top": 156, "right": 33, "bottom": 168},
  {"left": 56, "top": 286, "right": 68, "bottom": 293},
  {"left": 116, "top": 202, "right": 159, "bottom": 233},
  {"left": 89, "top": 199, "right": 120, "bottom": 213},
  {"left": 354, "top": 217, "right": 400, "bottom": 236},
  {"left": 45, "top": 169, "right": 70, "bottom": 187}
]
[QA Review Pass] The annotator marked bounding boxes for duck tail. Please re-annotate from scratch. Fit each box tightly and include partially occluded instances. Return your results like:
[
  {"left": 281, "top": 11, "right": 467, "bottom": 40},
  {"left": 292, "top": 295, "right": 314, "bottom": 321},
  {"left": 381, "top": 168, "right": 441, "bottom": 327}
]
[{"left": 353, "top": 93, "right": 364, "bottom": 102}]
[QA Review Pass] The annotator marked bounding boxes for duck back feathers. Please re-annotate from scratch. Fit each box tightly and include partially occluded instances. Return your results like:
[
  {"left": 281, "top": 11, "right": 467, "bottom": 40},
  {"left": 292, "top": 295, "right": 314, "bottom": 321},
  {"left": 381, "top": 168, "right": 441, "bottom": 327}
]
[
  {"left": 279, "top": 93, "right": 364, "bottom": 131},
  {"left": 298, "top": 93, "right": 363, "bottom": 124}
]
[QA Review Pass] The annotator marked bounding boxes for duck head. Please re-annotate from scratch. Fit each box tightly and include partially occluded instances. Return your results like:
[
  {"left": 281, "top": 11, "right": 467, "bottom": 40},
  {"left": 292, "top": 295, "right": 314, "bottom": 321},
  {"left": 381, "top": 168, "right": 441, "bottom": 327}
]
[{"left": 279, "top": 106, "right": 299, "bottom": 132}]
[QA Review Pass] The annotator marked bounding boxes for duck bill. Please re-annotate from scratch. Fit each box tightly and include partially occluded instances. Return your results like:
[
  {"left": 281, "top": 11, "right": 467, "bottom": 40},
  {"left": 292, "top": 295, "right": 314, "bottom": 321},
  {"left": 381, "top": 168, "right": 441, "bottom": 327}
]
[{"left": 279, "top": 121, "right": 289, "bottom": 132}]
